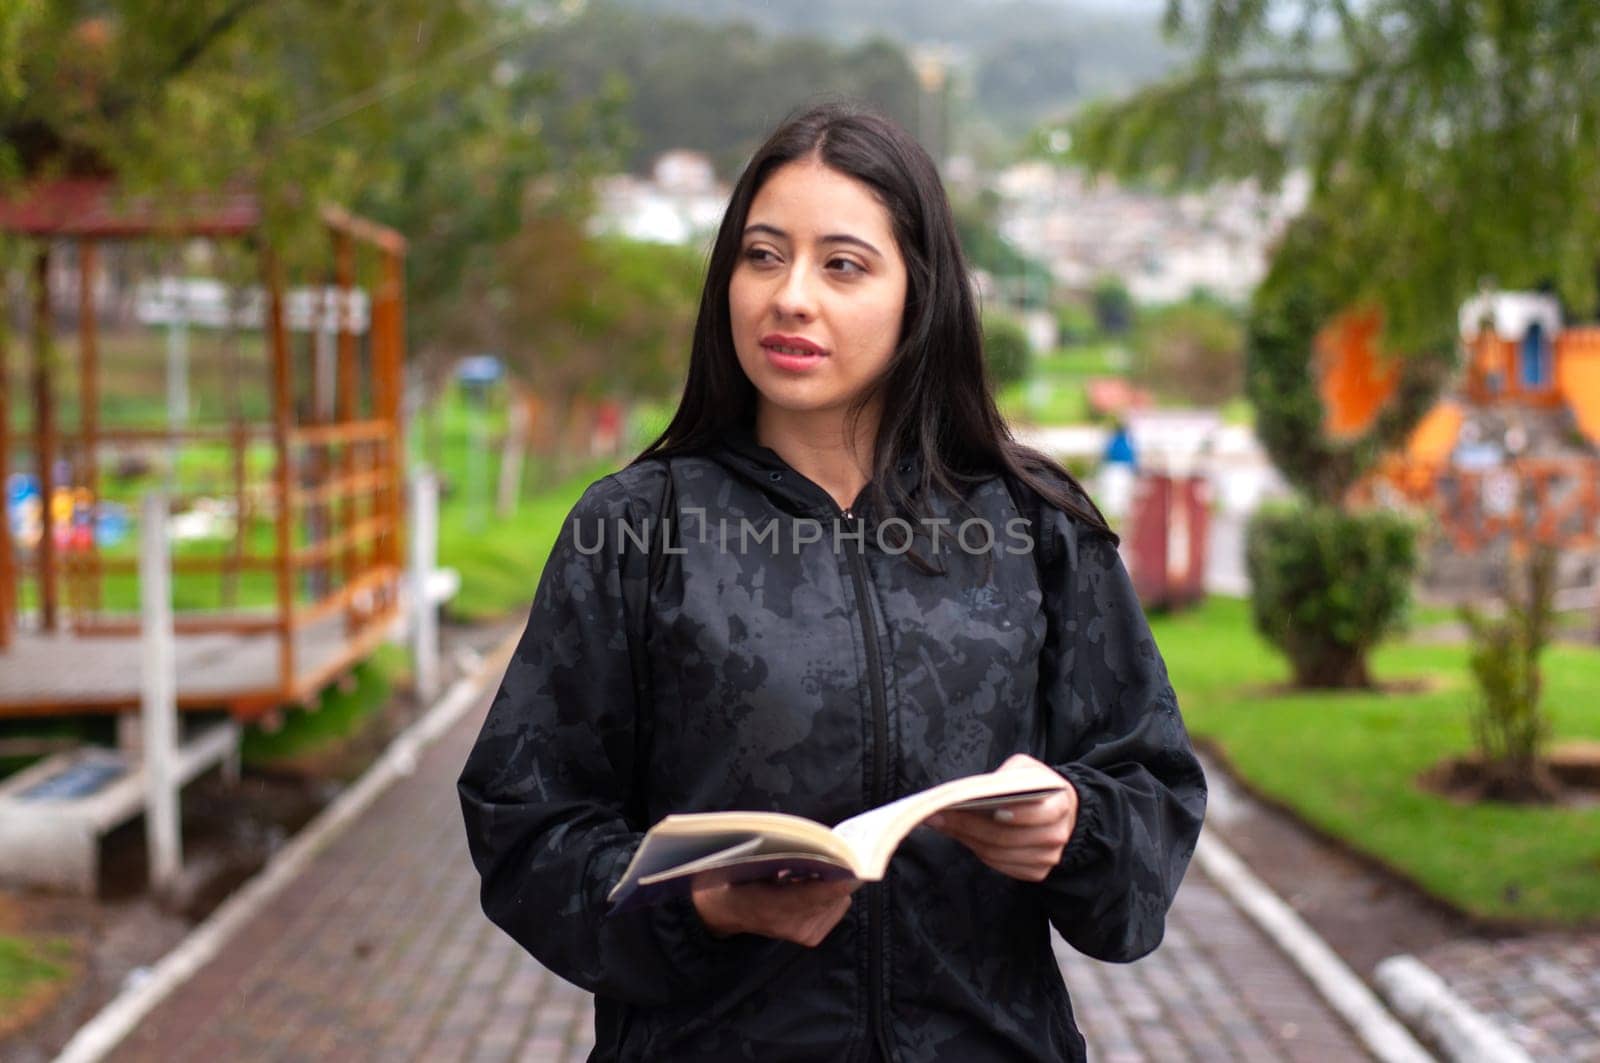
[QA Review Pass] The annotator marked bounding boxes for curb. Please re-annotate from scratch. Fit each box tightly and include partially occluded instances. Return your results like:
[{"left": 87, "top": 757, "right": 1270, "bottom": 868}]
[
  {"left": 1193, "top": 831, "right": 1437, "bottom": 1063},
  {"left": 1374, "top": 955, "right": 1534, "bottom": 1063},
  {"left": 53, "top": 631, "right": 520, "bottom": 1063}
]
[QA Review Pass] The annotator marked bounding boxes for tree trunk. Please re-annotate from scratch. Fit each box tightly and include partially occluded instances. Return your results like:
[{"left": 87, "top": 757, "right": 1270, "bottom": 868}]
[
  {"left": 496, "top": 388, "right": 528, "bottom": 519},
  {"left": 1289, "top": 644, "right": 1374, "bottom": 689}
]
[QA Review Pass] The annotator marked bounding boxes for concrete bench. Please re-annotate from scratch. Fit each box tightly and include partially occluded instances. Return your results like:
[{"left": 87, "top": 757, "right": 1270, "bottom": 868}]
[{"left": 0, "top": 720, "right": 239, "bottom": 894}]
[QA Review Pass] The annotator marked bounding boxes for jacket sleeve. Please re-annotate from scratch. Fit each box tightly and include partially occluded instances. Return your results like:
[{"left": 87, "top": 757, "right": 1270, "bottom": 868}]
[
  {"left": 1032, "top": 505, "right": 1208, "bottom": 963},
  {"left": 457, "top": 473, "right": 784, "bottom": 1006}
]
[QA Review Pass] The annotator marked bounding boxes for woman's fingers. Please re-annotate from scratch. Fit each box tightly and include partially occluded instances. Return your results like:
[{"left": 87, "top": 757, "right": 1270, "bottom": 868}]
[
  {"left": 701, "top": 878, "right": 859, "bottom": 946},
  {"left": 926, "top": 783, "right": 1079, "bottom": 884},
  {"left": 993, "top": 790, "right": 1075, "bottom": 825}
]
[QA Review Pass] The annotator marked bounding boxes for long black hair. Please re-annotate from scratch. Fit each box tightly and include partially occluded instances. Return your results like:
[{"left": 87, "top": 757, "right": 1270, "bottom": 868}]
[{"left": 635, "top": 99, "right": 1114, "bottom": 553}]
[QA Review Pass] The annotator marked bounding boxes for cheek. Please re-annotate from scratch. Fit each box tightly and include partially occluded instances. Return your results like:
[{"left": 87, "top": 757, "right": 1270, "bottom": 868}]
[
  {"left": 848, "top": 291, "right": 905, "bottom": 364},
  {"left": 727, "top": 276, "right": 755, "bottom": 331}
]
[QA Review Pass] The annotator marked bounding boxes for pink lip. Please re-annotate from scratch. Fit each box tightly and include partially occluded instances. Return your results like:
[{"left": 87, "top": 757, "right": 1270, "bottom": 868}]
[{"left": 760, "top": 333, "right": 830, "bottom": 373}]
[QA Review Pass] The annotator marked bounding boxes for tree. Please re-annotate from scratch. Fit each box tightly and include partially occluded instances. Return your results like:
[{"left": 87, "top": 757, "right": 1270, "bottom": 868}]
[
  {"left": 464, "top": 209, "right": 702, "bottom": 476},
  {"left": 1244, "top": 200, "right": 1454, "bottom": 507},
  {"left": 1061, "top": 0, "right": 1600, "bottom": 351},
  {"left": 0, "top": 4, "right": 629, "bottom": 388},
  {"left": 0, "top": 3, "right": 503, "bottom": 219},
  {"left": 1092, "top": 276, "right": 1133, "bottom": 336},
  {"left": 1458, "top": 546, "right": 1560, "bottom": 802},
  {"left": 981, "top": 313, "right": 1030, "bottom": 389},
  {"left": 515, "top": 5, "right": 923, "bottom": 177},
  {"left": 1046, "top": 1, "right": 1600, "bottom": 688},
  {"left": 1131, "top": 294, "right": 1244, "bottom": 406}
]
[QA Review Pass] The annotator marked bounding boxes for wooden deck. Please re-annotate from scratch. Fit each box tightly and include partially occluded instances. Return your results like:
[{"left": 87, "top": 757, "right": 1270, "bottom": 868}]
[{"left": 0, "top": 610, "right": 399, "bottom": 718}]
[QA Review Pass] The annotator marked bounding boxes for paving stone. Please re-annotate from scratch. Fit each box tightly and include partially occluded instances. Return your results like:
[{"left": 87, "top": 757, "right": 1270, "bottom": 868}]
[
  {"left": 1420, "top": 934, "right": 1600, "bottom": 1058},
  {"left": 104, "top": 696, "right": 1379, "bottom": 1062}
]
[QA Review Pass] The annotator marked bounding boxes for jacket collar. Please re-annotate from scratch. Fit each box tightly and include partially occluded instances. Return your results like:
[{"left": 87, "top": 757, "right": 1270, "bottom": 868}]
[{"left": 709, "top": 419, "right": 922, "bottom": 518}]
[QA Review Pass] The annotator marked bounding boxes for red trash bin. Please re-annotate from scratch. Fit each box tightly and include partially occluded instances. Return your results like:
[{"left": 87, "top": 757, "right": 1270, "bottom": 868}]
[{"left": 1124, "top": 472, "right": 1209, "bottom": 609}]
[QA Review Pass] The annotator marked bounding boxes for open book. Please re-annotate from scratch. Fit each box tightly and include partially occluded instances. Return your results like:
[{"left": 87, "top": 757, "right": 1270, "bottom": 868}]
[{"left": 606, "top": 759, "right": 1067, "bottom": 915}]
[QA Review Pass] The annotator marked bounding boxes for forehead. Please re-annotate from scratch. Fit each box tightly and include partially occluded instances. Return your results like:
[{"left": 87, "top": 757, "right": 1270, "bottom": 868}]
[{"left": 746, "top": 159, "right": 895, "bottom": 241}]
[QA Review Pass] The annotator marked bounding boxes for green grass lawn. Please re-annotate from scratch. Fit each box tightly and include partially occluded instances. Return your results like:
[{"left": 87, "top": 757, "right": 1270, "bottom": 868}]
[
  {"left": 995, "top": 340, "right": 1127, "bottom": 427},
  {"left": 241, "top": 643, "right": 409, "bottom": 768},
  {"left": 437, "top": 459, "right": 616, "bottom": 622},
  {"left": 0, "top": 934, "right": 74, "bottom": 1036},
  {"left": 1155, "top": 596, "right": 1600, "bottom": 925}
]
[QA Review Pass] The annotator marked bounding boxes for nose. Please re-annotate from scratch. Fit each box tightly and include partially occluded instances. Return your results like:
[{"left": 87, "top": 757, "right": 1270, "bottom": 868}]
[{"left": 773, "top": 260, "right": 817, "bottom": 320}]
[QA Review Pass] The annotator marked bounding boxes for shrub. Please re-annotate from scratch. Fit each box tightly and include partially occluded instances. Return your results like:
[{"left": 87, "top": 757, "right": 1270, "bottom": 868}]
[
  {"left": 1132, "top": 296, "right": 1244, "bottom": 406},
  {"left": 1459, "top": 546, "right": 1559, "bottom": 801},
  {"left": 982, "top": 313, "right": 1031, "bottom": 389},
  {"left": 1245, "top": 504, "right": 1416, "bottom": 688},
  {"left": 1091, "top": 276, "right": 1133, "bottom": 336}
]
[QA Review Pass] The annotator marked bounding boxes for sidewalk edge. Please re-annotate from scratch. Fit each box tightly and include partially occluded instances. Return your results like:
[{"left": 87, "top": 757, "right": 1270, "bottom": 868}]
[
  {"left": 52, "top": 630, "right": 520, "bottom": 1063},
  {"left": 1373, "top": 954, "right": 1535, "bottom": 1063},
  {"left": 1194, "top": 831, "right": 1437, "bottom": 1063}
]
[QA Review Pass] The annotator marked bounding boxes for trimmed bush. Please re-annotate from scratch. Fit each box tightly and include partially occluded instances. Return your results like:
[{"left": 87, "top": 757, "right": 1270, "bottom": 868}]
[
  {"left": 1245, "top": 504, "right": 1416, "bottom": 688},
  {"left": 982, "top": 314, "right": 1031, "bottom": 389}
]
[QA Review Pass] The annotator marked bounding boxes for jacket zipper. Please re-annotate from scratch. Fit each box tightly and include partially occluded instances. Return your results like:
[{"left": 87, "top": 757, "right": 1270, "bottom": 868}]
[{"left": 838, "top": 504, "right": 895, "bottom": 1063}]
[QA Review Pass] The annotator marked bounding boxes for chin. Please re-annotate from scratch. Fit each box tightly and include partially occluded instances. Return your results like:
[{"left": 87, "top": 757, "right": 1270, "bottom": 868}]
[{"left": 752, "top": 380, "right": 850, "bottom": 415}]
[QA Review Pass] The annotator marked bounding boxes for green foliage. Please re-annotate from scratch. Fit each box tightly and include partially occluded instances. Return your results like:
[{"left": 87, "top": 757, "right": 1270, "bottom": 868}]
[
  {"left": 0, "top": 934, "right": 71, "bottom": 1011},
  {"left": 1158, "top": 596, "right": 1600, "bottom": 923},
  {"left": 466, "top": 212, "right": 703, "bottom": 405},
  {"left": 1246, "top": 208, "right": 1455, "bottom": 506},
  {"left": 1459, "top": 547, "right": 1560, "bottom": 801},
  {"left": 981, "top": 313, "right": 1030, "bottom": 389},
  {"left": 351, "top": 57, "right": 625, "bottom": 383},
  {"left": 1245, "top": 503, "right": 1416, "bottom": 688},
  {"left": 1, "top": 3, "right": 498, "bottom": 226},
  {"left": 1091, "top": 276, "right": 1133, "bottom": 335},
  {"left": 517, "top": 3, "right": 921, "bottom": 176},
  {"left": 241, "top": 644, "right": 406, "bottom": 767},
  {"left": 1062, "top": 0, "right": 1600, "bottom": 346},
  {"left": 613, "top": 0, "right": 1185, "bottom": 137},
  {"left": 1053, "top": 301, "right": 1098, "bottom": 345},
  {"left": 1131, "top": 295, "right": 1244, "bottom": 405},
  {"left": 439, "top": 460, "right": 614, "bottom": 623},
  {"left": 0, "top": 3, "right": 630, "bottom": 385}
]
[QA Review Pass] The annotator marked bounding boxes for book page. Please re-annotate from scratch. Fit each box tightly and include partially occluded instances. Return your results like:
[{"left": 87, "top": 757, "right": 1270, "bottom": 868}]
[{"left": 832, "top": 761, "right": 1067, "bottom": 880}]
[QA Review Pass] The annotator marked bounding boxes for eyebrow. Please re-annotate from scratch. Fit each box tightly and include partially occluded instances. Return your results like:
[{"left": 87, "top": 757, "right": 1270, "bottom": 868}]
[{"left": 742, "top": 223, "right": 884, "bottom": 259}]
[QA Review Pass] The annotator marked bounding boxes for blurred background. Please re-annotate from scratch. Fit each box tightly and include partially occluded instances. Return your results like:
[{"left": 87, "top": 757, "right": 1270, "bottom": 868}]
[{"left": 1, "top": 1, "right": 1598, "bottom": 1060}]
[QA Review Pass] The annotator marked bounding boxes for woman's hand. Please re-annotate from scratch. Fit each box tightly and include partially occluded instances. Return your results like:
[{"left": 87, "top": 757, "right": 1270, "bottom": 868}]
[
  {"left": 927, "top": 754, "right": 1079, "bottom": 883},
  {"left": 690, "top": 877, "right": 858, "bottom": 946}
]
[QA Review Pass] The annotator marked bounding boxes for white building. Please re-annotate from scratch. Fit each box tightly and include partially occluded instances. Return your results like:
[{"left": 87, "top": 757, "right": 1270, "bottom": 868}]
[
  {"left": 994, "top": 163, "right": 1309, "bottom": 305},
  {"left": 589, "top": 150, "right": 731, "bottom": 248}
]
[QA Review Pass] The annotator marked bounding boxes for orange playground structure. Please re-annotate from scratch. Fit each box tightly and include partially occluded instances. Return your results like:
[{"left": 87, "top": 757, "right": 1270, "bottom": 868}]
[
  {"left": 0, "top": 178, "right": 409, "bottom": 719},
  {"left": 1322, "top": 294, "right": 1600, "bottom": 583}
]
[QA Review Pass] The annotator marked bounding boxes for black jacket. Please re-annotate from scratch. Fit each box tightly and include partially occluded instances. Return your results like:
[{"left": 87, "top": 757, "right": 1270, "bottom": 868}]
[{"left": 458, "top": 426, "right": 1207, "bottom": 1061}]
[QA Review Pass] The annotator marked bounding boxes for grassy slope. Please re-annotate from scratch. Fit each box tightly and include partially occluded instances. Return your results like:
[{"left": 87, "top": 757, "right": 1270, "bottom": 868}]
[{"left": 1155, "top": 597, "right": 1600, "bottom": 924}]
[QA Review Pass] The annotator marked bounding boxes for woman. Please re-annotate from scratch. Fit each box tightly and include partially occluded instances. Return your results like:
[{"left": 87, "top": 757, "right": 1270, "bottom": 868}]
[{"left": 458, "top": 101, "right": 1206, "bottom": 1061}]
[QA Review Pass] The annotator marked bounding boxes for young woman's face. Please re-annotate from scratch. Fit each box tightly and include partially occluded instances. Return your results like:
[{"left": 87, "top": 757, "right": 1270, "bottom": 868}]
[{"left": 729, "top": 158, "right": 909, "bottom": 422}]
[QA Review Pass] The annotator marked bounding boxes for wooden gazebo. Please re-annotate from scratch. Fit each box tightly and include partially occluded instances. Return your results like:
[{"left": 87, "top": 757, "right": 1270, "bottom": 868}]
[{"left": 0, "top": 178, "right": 407, "bottom": 719}]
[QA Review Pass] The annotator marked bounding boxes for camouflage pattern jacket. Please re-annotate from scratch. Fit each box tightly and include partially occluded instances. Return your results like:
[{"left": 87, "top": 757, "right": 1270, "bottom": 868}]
[{"left": 458, "top": 425, "right": 1207, "bottom": 1062}]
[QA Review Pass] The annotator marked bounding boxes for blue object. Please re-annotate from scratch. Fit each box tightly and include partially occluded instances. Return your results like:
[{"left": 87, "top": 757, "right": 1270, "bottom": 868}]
[
  {"left": 1103, "top": 426, "right": 1137, "bottom": 468},
  {"left": 456, "top": 354, "right": 504, "bottom": 386},
  {"left": 1520, "top": 323, "right": 1550, "bottom": 389},
  {"left": 7, "top": 473, "right": 39, "bottom": 544},
  {"left": 95, "top": 501, "right": 130, "bottom": 548},
  {"left": 16, "top": 757, "right": 126, "bottom": 802}
]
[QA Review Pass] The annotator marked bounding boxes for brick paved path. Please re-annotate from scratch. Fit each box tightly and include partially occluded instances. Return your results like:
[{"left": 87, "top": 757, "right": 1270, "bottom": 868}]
[
  {"left": 108, "top": 695, "right": 1372, "bottom": 1062},
  {"left": 1418, "top": 936, "right": 1600, "bottom": 1060}
]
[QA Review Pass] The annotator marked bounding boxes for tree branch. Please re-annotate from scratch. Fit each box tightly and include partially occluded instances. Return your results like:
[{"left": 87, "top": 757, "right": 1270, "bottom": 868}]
[{"left": 160, "top": 0, "right": 264, "bottom": 84}]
